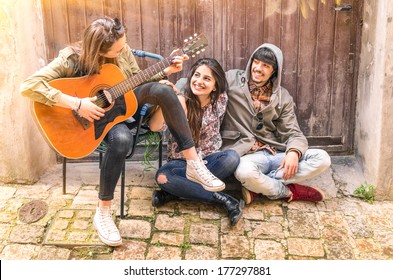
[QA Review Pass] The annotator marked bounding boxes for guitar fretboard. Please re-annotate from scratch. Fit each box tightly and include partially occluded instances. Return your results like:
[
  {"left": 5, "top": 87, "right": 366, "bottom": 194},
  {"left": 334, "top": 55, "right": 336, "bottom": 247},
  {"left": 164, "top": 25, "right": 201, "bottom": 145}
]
[{"left": 108, "top": 52, "right": 181, "bottom": 99}]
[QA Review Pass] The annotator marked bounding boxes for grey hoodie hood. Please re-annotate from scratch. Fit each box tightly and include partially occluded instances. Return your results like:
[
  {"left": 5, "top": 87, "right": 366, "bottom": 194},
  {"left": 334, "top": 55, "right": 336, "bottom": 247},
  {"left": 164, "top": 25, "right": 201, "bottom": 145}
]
[{"left": 245, "top": 43, "right": 283, "bottom": 108}]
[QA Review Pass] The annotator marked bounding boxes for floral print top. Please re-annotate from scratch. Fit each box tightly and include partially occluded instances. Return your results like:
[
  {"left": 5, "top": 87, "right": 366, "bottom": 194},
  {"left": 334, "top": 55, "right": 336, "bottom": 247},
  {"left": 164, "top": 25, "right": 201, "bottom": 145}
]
[{"left": 166, "top": 91, "right": 228, "bottom": 161}]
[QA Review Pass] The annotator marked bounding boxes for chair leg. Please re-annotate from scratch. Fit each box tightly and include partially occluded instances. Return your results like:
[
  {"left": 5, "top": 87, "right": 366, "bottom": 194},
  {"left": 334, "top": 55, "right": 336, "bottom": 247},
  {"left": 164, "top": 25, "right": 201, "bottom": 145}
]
[
  {"left": 62, "top": 157, "right": 67, "bottom": 194},
  {"left": 158, "top": 134, "right": 163, "bottom": 168},
  {"left": 120, "top": 161, "right": 126, "bottom": 219}
]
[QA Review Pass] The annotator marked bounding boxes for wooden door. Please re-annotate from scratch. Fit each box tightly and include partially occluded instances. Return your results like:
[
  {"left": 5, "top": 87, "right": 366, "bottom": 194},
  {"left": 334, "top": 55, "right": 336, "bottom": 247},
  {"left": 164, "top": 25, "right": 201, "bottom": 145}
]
[{"left": 41, "top": 0, "right": 362, "bottom": 154}]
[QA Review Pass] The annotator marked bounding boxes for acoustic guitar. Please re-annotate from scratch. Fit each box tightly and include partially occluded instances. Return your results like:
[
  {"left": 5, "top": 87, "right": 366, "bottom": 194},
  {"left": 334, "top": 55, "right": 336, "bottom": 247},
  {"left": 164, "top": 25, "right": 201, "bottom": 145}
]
[{"left": 31, "top": 34, "right": 207, "bottom": 159}]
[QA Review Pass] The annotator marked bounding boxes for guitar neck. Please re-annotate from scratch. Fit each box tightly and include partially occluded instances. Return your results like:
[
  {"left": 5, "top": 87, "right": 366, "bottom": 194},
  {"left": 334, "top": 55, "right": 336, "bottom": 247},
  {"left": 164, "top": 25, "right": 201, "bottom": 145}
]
[{"left": 108, "top": 55, "right": 175, "bottom": 99}]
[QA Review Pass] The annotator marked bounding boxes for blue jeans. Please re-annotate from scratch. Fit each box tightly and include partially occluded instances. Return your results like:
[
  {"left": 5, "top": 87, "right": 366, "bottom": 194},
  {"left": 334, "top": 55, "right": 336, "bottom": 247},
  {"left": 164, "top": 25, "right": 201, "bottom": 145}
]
[
  {"left": 155, "top": 150, "right": 240, "bottom": 202},
  {"left": 99, "top": 82, "right": 195, "bottom": 201},
  {"left": 234, "top": 149, "right": 331, "bottom": 200}
]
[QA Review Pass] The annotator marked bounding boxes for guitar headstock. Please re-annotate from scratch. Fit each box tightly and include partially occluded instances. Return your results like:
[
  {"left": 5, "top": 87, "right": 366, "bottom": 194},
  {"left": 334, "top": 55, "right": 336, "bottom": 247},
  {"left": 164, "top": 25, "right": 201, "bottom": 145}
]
[{"left": 181, "top": 33, "right": 208, "bottom": 58}]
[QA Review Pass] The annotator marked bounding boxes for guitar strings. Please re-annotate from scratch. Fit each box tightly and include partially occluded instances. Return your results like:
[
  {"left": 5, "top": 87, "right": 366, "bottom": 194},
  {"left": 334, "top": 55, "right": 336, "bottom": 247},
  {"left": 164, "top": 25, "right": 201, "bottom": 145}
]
[{"left": 91, "top": 57, "right": 173, "bottom": 108}]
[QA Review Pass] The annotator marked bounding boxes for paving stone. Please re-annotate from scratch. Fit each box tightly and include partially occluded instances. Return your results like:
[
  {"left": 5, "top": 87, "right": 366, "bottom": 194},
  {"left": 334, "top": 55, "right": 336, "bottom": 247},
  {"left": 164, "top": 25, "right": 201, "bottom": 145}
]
[
  {"left": 336, "top": 198, "right": 363, "bottom": 216},
  {"left": 354, "top": 238, "right": 384, "bottom": 260},
  {"left": 319, "top": 211, "right": 347, "bottom": 227},
  {"left": 0, "top": 211, "right": 17, "bottom": 223},
  {"left": 72, "top": 189, "right": 98, "bottom": 208},
  {"left": 345, "top": 215, "right": 373, "bottom": 238},
  {"left": 52, "top": 219, "right": 69, "bottom": 230},
  {"left": 151, "top": 232, "right": 184, "bottom": 246},
  {"left": 249, "top": 221, "right": 285, "bottom": 239},
  {"left": 254, "top": 239, "right": 286, "bottom": 260},
  {"left": 324, "top": 240, "right": 355, "bottom": 259},
  {"left": 154, "top": 214, "right": 185, "bottom": 232},
  {"left": 9, "top": 224, "right": 45, "bottom": 244},
  {"left": 112, "top": 240, "right": 148, "bottom": 260},
  {"left": 76, "top": 210, "right": 93, "bottom": 219},
  {"left": 221, "top": 217, "right": 247, "bottom": 235},
  {"left": 72, "top": 220, "right": 90, "bottom": 230},
  {"left": 185, "top": 245, "right": 218, "bottom": 260},
  {"left": 262, "top": 200, "right": 284, "bottom": 216},
  {"left": 242, "top": 205, "right": 265, "bottom": 220},
  {"left": 178, "top": 201, "right": 199, "bottom": 214},
  {"left": 323, "top": 227, "right": 351, "bottom": 242},
  {"left": 15, "top": 185, "right": 50, "bottom": 200},
  {"left": 146, "top": 245, "right": 182, "bottom": 260},
  {"left": 373, "top": 230, "right": 393, "bottom": 258},
  {"left": 0, "top": 186, "right": 16, "bottom": 200},
  {"left": 287, "top": 210, "right": 320, "bottom": 238},
  {"left": 220, "top": 235, "right": 251, "bottom": 259},
  {"left": 129, "top": 187, "right": 153, "bottom": 200},
  {"left": 200, "top": 204, "right": 222, "bottom": 220},
  {"left": 287, "top": 238, "right": 324, "bottom": 257},
  {"left": 58, "top": 209, "right": 74, "bottom": 219},
  {"left": 37, "top": 246, "right": 71, "bottom": 260},
  {"left": 0, "top": 223, "right": 12, "bottom": 239},
  {"left": 0, "top": 244, "right": 40, "bottom": 260},
  {"left": 119, "top": 219, "right": 151, "bottom": 239},
  {"left": 128, "top": 199, "right": 154, "bottom": 217},
  {"left": 286, "top": 200, "right": 320, "bottom": 211},
  {"left": 153, "top": 200, "right": 176, "bottom": 213},
  {"left": 189, "top": 223, "right": 219, "bottom": 245}
]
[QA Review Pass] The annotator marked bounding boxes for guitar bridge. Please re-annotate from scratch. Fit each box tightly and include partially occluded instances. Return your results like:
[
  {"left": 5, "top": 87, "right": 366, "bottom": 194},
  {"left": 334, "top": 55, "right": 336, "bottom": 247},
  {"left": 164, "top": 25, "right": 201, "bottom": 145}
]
[{"left": 73, "top": 110, "right": 90, "bottom": 130}]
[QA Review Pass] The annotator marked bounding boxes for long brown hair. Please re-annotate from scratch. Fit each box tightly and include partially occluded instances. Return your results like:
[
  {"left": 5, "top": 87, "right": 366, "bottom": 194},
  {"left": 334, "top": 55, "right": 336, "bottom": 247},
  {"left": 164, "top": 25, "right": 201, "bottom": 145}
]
[
  {"left": 72, "top": 17, "right": 126, "bottom": 75},
  {"left": 183, "top": 58, "right": 228, "bottom": 147}
]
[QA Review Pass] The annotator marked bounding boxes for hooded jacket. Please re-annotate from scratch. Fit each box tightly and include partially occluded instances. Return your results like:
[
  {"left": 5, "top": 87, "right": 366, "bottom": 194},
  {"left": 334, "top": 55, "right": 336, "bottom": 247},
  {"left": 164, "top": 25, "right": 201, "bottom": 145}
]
[{"left": 221, "top": 43, "right": 308, "bottom": 157}]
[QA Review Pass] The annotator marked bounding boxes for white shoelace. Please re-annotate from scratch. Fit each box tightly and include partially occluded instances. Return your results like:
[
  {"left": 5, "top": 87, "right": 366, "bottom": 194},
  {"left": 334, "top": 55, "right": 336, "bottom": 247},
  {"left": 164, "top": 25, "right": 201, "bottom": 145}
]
[
  {"left": 193, "top": 160, "right": 219, "bottom": 184},
  {"left": 97, "top": 208, "right": 119, "bottom": 235}
]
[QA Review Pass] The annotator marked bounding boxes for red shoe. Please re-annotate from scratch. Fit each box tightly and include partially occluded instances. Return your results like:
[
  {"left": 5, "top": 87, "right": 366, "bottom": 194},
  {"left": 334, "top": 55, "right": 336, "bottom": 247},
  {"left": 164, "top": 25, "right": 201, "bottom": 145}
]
[
  {"left": 241, "top": 186, "right": 259, "bottom": 204},
  {"left": 284, "top": 183, "right": 324, "bottom": 202}
]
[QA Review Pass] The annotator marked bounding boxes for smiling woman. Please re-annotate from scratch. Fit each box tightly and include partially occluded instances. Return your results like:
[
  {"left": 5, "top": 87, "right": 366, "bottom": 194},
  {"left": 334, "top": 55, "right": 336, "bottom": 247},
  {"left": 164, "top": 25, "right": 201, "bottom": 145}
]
[{"left": 151, "top": 58, "right": 244, "bottom": 226}]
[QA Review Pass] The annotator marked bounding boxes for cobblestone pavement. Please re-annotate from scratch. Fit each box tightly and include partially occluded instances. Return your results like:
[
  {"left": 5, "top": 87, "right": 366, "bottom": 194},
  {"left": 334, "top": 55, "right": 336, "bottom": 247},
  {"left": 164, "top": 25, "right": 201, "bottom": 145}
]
[{"left": 1, "top": 156, "right": 393, "bottom": 260}]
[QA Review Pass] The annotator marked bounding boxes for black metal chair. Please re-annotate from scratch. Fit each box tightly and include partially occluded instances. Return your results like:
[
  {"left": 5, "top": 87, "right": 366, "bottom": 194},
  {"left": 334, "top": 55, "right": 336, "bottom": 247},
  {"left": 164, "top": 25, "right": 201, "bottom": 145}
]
[{"left": 62, "top": 50, "right": 164, "bottom": 218}]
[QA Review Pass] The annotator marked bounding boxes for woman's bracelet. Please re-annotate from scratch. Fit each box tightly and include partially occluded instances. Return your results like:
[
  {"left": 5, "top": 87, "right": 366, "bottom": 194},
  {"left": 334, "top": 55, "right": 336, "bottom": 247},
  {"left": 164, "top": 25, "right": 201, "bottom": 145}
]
[
  {"left": 75, "top": 99, "right": 82, "bottom": 113},
  {"left": 72, "top": 97, "right": 82, "bottom": 112},
  {"left": 159, "top": 70, "right": 167, "bottom": 79}
]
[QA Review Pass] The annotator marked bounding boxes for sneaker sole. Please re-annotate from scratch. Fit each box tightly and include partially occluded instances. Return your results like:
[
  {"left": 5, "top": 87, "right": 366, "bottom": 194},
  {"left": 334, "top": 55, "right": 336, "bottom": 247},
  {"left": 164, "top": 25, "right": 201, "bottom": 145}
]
[
  {"left": 186, "top": 173, "right": 226, "bottom": 192},
  {"left": 241, "top": 187, "right": 253, "bottom": 204},
  {"left": 93, "top": 220, "right": 122, "bottom": 247}
]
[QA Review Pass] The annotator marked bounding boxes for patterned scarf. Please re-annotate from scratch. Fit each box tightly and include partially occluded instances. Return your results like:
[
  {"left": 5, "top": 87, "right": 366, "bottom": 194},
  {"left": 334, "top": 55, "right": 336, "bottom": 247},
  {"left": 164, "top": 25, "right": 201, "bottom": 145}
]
[{"left": 249, "top": 80, "right": 273, "bottom": 112}]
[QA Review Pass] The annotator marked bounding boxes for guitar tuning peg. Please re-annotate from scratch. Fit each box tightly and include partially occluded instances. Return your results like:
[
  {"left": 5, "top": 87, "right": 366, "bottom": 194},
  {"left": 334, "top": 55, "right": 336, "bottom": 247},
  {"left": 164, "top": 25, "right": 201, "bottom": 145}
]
[
  {"left": 192, "top": 54, "right": 196, "bottom": 58},
  {"left": 184, "top": 39, "right": 188, "bottom": 43},
  {"left": 194, "top": 33, "right": 197, "bottom": 37},
  {"left": 201, "top": 49, "right": 205, "bottom": 52},
  {"left": 189, "top": 36, "right": 193, "bottom": 40},
  {"left": 196, "top": 51, "right": 200, "bottom": 55}
]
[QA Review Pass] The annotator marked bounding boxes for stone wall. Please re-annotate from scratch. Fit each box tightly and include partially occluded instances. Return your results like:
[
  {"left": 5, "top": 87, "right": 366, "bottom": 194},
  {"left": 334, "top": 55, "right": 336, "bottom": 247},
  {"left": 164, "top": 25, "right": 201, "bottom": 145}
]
[
  {"left": 355, "top": 0, "right": 393, "bottom": 199},
  {"left": 0, "top": 0, "right": 56, "bottom": 184}
]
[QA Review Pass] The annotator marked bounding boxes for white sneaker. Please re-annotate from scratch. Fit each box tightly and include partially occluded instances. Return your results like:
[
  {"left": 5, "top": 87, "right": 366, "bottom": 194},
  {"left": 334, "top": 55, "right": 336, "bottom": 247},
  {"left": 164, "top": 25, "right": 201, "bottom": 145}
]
[
  {"left": 186, "top": 158, "right": 225, "bottom": 192},
  {"left": 93, "top": 206, "right": 122, "bottom": 246}
]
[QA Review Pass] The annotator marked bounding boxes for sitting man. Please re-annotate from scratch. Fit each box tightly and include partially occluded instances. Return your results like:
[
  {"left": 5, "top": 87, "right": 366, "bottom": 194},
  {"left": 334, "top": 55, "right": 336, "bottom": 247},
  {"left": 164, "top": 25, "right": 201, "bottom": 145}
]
[{"left": 221, "top": 43, "right": 331, "bottom": 204}]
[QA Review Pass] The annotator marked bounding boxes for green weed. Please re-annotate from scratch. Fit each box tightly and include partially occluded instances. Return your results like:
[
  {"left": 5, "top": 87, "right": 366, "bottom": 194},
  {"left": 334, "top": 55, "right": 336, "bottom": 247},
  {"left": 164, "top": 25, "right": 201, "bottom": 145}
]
[{"left": 354, "top": 182, "right": 375, "bottom": 203}]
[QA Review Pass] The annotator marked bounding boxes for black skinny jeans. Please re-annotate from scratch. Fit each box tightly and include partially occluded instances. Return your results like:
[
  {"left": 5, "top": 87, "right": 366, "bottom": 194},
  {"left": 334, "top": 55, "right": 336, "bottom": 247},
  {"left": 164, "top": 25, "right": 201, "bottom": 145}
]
[{"left": 99, "top": 82, "right": 195, "bottom": 201}]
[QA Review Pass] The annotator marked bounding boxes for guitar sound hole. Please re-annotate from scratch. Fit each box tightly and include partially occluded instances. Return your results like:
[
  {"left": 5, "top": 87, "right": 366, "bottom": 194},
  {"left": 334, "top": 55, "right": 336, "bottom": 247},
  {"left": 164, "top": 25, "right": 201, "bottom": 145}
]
[{"left": 95, "top": 90, "right": 112, "bottom": 109}]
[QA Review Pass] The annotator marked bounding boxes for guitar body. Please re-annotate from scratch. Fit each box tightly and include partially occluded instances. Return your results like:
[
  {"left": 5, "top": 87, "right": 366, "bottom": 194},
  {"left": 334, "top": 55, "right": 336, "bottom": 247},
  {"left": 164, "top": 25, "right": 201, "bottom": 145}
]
[{"left": 31, "top": 64, "right": 138, "bottom": 159}]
